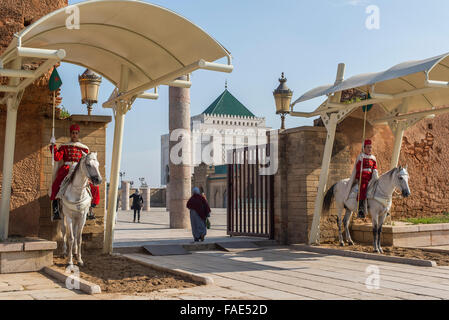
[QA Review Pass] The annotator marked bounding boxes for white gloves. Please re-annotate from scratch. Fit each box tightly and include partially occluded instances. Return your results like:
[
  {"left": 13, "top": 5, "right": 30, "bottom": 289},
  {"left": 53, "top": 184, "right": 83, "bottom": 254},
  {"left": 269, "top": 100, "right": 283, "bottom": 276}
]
[
  {"left": 372, "top": 169, "right": 379, "bottom": 181},
  {"left": 50, "top": 136, "right": 56, "bottom": 145}
]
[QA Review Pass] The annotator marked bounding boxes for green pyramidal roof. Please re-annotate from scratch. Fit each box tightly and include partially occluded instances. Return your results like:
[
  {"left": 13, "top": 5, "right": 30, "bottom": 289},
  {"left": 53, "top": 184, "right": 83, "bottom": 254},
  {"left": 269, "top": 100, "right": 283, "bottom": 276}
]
[{"left": 202, "top": 89, "right": 255, "bottom": 117}]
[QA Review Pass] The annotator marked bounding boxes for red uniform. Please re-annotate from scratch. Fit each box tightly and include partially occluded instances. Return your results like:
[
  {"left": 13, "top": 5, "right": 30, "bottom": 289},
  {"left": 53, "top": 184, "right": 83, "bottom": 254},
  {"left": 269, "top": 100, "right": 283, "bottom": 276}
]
[
  {"left": 50, "top": 142, "right": 100, "bottom": 205},
  {"left": 355, "top": 154, "right": 377, "bottom": 201}
]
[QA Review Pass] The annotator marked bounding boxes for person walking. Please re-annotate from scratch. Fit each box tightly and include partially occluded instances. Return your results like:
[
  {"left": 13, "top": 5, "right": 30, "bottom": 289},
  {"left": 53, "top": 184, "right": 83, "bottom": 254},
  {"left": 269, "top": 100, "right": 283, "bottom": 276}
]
[
  {"left": 186, "top": 187, "right": 211, "bottom": 242},
  {"left": 129, "top": 189, "right": 143, "bottom": 223}
]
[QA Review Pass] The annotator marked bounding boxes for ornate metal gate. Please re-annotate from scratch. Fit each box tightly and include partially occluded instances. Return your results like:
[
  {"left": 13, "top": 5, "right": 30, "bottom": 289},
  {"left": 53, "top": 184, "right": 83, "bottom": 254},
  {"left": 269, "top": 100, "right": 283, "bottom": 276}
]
[{"left": 227, "top": 143, "right": 274, "bottom": 239}]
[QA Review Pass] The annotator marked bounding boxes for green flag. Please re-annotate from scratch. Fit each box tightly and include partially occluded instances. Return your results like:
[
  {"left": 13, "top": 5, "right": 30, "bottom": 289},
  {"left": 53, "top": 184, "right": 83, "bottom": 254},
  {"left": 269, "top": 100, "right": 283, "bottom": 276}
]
[
  {"left": 362, "top": 93, "right": 373, "bottom": 112},
  {"left": 49, "top": 67, "right": 62, "bottom": 91}
]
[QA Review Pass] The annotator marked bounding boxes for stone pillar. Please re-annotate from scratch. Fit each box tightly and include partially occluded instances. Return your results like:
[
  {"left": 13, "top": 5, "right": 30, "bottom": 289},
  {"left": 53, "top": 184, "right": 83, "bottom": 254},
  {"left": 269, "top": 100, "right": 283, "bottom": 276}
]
[
  {"left": 168, "top": 76, "right": 191, "bottom": 228},
  {"left": 166, "top": 184, "right": 170, "bottom": 211},
  {"left": 140, "top": 188, "right": 151, "bottom": 211},
  {"left": 121, "top": 181, "right": 130, "bottom": 210}
]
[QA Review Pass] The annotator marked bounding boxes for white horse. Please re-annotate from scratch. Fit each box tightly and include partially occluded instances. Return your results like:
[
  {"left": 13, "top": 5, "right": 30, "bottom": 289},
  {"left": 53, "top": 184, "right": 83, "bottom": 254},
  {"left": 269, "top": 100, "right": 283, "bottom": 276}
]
[
  {"left": 58, "top": 152, "right": 102, "bottom": 266},
  {"left": 322, "top": 166, "right": 411, "bottom": 253}
]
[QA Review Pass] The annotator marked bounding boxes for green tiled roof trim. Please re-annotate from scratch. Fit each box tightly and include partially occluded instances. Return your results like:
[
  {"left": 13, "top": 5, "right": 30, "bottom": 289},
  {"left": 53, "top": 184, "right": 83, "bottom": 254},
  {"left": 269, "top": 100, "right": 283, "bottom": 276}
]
[
  {"left": 214, "top": 165, "right": 227, "bottom": 174},
  {"left": 202, "top": 89, "right": 255, "bottom": 117}
]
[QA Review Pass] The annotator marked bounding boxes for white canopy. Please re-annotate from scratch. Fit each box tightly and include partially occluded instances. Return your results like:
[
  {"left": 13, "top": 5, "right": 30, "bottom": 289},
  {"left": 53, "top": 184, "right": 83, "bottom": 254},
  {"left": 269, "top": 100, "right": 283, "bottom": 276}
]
[
  {"left": 0, "top": 0, "right": 234, "bottom": 249},
  {"left": 0, "top": 0, "right": 231, "bottom": 93},
  {"left": 292, "top": 52, "right": 449, "bottom": 115}
]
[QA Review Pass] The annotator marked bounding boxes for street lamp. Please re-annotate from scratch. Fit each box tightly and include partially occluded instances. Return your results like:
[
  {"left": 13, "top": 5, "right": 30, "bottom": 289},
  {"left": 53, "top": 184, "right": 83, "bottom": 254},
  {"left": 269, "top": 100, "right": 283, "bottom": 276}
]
[
  {"left": 78, "top": 69, "right": 102, "bottom": 116},
  {"left": 273, "top": 72, "right": 293, "bottom": 130},
  {"left": 119, "top": 172, "right": 125, "bottom": 184}
]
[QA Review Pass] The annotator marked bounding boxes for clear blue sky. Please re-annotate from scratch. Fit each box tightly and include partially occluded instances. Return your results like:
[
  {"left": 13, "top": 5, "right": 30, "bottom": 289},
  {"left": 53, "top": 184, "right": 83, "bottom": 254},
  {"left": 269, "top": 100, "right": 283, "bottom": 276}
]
[{"left": 62, "top": 0, "right": 449, "bottom": 187}]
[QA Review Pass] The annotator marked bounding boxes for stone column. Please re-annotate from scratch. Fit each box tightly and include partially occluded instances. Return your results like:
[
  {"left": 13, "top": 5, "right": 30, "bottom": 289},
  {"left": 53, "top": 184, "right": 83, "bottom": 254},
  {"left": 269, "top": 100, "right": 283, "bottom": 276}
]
[
  {"left": 121, "top": 181, "right": 130, "bottom": 210},
  {"left": 166, "top": 184, "right": 170, "bottom": 211},
  {"left": 168, "top": 75, "right": 191, "bottom": 228},
  {"left": 140, "top": 188, "right": 151, "bottom": 211}
]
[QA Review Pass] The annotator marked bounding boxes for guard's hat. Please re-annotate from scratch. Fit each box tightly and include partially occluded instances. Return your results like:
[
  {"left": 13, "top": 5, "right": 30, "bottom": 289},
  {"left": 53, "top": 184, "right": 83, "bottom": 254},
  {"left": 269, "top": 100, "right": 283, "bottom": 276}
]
[
  {"left": 70, "top": 124, "right": 80, "bottom": 132},
  {"left": 364, "top": 139, "right": 372, "bottom": 146}
]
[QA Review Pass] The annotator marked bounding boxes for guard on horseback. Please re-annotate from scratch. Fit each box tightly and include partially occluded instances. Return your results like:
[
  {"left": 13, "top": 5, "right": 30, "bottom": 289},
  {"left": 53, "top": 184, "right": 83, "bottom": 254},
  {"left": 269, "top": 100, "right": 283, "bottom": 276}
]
[
  {"left": 49, "top": 124, "right": 100, "bottom": 220},
  {"left": 344, "top": 139, "right": 379, "bottom": 219}
]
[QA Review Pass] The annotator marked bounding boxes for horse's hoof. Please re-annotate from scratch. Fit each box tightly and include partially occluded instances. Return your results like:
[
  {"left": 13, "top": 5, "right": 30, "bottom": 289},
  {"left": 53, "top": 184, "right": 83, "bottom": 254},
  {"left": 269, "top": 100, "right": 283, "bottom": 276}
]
[
  {"left": 348, "top": 241, "right": 354, "bottom": 246},
  {"left": 373, "top": 249, "right": 380, "bottom": 254},
  {"left": 78, "top": 261, "right": 84, "bottom": 267},
  {"left": 378, "top": 248, "right": 384, "bottom": 254},
  {"left": 339, "top": 242, "right": 345, "bottom": 247}
]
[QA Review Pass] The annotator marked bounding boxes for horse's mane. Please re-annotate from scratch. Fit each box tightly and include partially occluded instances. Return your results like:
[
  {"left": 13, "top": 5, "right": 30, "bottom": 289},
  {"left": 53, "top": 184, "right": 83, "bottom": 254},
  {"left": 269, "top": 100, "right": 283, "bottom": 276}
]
[
  {"left": 382, "top": 167, "right": 397, "bottom": 179},
  {"left": 68, "top": 155, "right": 86, "bottom": 184}
]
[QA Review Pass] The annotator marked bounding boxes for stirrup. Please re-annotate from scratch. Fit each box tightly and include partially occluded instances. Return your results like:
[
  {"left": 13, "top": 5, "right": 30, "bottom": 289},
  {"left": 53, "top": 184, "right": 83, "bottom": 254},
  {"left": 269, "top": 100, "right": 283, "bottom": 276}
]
[
  {"left": 87, "top": 207, "right": 96, "bottom": 220},
  {"left": 357, "top": 210, "right": 365, "bottom": 219},
  {"left": 52, "top": 200, "right": 61, "bottom": 220}
]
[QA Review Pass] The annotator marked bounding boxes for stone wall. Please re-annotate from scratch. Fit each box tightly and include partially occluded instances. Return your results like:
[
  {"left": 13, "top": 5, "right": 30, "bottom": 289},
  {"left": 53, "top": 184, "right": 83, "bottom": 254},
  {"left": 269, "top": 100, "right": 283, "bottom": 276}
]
[
  {"left": 150, "top": 188, "right": 166, "bottom": 207},
  {"left": 208, "top": 178, "right": 227, "bottom": 208},
  {"left": 0, "top": 0, "right": 68, "bottom": 54},
  {"left": 274, "top": 127, "right": 352, "bottom": 244},
  {"left": 192, "top": 163, "right": 209, "bottom": 195}
]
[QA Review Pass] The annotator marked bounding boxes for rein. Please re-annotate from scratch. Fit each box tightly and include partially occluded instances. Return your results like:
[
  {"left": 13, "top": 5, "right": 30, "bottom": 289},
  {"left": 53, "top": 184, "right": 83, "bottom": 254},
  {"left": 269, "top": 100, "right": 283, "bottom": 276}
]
[
  {"left": 62, "top": 155, "right": 91, "bottom": 210},
  {"left": 68, "top": 157, "right": 83, "bottom": 184}
]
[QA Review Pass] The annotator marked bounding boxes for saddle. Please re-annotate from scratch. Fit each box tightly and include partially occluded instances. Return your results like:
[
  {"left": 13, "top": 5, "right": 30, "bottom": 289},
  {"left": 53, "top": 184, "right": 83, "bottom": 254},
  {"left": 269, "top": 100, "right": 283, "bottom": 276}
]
[{"left": 348, "top": 180, "right": 391, "bottom": 209}]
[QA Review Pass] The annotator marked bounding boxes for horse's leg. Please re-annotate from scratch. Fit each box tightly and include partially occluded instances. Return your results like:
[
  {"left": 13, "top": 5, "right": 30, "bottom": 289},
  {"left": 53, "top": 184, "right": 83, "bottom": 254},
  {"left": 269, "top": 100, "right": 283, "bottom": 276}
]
[
  {"left": 371, "top": 209, "right": 379, "bottom": 253},
  {"left": 343, "top": 209, "right": 354, "bottom": 245},
  {"left": 66, "top": 215, "right": 74, "bottom": 266},
  {"left": 377, "top": 211, "right": 387, "bottom": 254},
  {"left": 72, "top": 217, "right": 79, "bottom": 257},
  {"left": 76, "top": 212, "right": 87, "bottom": 266},
  {"left": 61, "top": 211, "right": 67, "bottom": 257},
  {"left": 336, "top": 203, "right": 344, "bottom": 246}
]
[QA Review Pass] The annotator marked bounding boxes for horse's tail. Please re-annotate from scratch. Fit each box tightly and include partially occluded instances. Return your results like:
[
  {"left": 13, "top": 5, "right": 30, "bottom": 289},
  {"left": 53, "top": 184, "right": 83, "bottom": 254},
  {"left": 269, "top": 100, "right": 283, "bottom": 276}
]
[{"left": 323, "top": 183, "right": 337, "bottom": 213}]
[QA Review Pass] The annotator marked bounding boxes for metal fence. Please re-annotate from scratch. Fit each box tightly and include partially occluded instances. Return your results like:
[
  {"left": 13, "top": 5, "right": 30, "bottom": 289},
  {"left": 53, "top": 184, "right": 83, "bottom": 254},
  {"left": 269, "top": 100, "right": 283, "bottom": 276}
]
[{"left": 227, "top": 143, "right": 274, "bottom": 239}]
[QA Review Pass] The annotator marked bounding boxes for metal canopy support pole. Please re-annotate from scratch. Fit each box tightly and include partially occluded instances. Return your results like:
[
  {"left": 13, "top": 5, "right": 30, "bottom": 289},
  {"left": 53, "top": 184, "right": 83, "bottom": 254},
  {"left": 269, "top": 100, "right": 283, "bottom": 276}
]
[
  {"left": 390, "top": 121, "right": 405, "bottom": 169},
  {"left": 308, "top": 63, "right": 345, "bottom": 245},
  {"left": 0, "top": 58, "right": 23, "bottom": 241},
  {"left": 308, "top": 113, "right": 338, "bottom": 245},
  {"left": 103, "top": 65, "right": 129, "bottom": 254},
  {"left": 389, "top": 98, "right": 409, "bottom": 169}
]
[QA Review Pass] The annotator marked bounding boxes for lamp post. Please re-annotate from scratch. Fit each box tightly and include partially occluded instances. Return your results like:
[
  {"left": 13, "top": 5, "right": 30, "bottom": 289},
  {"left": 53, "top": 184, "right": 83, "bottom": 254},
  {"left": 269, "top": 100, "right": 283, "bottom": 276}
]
[
  {"left": 78, "top": 69, "right": 102, "bottom": 116},
  {"left": 273, "top": 72, "right": 293, "bottom": 130},
  {"left": 119, "top": 171, "right": 125, "bottom": 184}
]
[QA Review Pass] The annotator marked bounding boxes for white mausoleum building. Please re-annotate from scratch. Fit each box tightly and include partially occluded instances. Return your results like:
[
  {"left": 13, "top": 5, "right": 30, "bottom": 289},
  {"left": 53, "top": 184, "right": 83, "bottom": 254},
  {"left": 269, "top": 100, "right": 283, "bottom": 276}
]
[{"left": 161, "top": 87, "right": 271, "bottom": 186}]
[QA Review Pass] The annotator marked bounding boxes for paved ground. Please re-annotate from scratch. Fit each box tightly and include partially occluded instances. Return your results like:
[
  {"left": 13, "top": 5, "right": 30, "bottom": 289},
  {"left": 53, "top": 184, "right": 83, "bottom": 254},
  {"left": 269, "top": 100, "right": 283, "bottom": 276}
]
[
  {"left": 113, "top": 208, "right": 259, "bottom": 247},
  {"left": 3, "top": 208, "right": 449, "bottom": 300},
  {"left": 112, "top": 209, "right": 449, "bottom": 300},
  {"left": 123, "top": 247, "right": 449, "bottom": 300}
]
